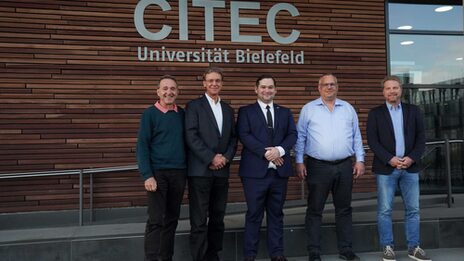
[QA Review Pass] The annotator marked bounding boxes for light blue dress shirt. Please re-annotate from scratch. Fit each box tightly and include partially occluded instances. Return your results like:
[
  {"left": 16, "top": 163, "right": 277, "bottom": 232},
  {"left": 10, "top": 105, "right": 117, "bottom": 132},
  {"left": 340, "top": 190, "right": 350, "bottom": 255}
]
[
  {"left": 294, "top": 97, "right": 365, "bottom": 163},
  {"left": 387, "top": 102, "right": 405, "bottom": 157}
]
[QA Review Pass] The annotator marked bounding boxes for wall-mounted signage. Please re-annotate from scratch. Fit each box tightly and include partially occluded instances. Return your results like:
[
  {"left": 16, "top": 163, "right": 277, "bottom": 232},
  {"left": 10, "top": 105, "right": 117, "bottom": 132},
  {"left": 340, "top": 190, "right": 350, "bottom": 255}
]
[{"left": 134, "top": 0, "right": 305, "bottom": 64}]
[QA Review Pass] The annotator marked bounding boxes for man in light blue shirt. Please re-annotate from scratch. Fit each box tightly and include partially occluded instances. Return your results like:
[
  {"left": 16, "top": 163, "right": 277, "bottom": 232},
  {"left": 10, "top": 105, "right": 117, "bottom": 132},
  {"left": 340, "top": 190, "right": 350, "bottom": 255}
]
[
  {"left": 295, "top": 73, "right": 365, "bottom": 261},
  {"left": 388, "top": 102, "right": 405, "bottom": 158}
]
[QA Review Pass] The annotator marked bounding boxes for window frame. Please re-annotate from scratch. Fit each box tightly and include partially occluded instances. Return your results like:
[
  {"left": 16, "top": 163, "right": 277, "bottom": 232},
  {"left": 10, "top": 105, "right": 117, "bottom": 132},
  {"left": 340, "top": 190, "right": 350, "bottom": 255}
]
[{"left": 386, "top": 0, "right": 464, "bottom": 87}]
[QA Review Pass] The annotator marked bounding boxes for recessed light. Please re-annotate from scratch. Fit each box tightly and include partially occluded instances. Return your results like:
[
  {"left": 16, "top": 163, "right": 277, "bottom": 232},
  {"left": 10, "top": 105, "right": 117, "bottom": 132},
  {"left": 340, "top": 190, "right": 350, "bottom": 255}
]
[
  {"left": 397, "top": 25, "right": 413, "bottom": 30},
  {"left": 435, "top": 6, "right": 453, "bottom": 12},
  {"left": 457, "top": 57, "right": 463, "bottom": 61},
  {"left": 400, "top": 41, "right": 414, "bottom": 46}
]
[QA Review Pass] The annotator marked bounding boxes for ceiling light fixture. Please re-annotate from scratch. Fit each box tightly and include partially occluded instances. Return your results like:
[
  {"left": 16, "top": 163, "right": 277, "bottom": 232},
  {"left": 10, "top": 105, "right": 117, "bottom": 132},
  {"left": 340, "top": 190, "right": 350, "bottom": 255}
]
[
  {"left": 397, "top": 25, "right": 413, "bottom": 30},
  {"left": 435, "top": 6, "right": 453, "bottom": 12},
  {"left": 400, "top": 41, "right": 414, "bottom": 46},
  {"left": 457, "top": 57, "right": 463, "bottom": 61}
]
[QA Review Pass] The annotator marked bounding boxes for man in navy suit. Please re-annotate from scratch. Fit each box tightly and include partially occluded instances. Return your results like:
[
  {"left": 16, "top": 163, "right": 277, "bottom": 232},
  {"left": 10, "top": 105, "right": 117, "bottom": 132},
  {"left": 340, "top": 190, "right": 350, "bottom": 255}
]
[
  {"left": 237, "top": 75, "right": 297, "bottom": 261},
  {"left": 185, "top": 67, "right": 237, "bottom": 261},
  {"left": 367, "top": 76, "right": 430, "bottom": 261}
]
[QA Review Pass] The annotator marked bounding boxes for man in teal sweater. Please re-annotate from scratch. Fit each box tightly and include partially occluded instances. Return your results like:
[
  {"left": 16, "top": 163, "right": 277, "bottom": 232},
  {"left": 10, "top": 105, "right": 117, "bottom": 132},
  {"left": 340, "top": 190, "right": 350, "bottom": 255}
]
[{"left": 136, "top": 75, "right": 186, "bottom": 261}]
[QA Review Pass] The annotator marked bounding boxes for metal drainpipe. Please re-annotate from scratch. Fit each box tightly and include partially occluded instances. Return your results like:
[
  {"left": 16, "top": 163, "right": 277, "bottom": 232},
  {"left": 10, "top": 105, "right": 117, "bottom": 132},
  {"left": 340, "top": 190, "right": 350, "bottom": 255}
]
[
  {"left": 445, "top": 138, "right": 453, "bottom": 208},
  {"left": 79, "top": 169, "right": 84, "bottom": 226},
  {"left": 90, "top": 173, "right": 93, "bottom": 223}
]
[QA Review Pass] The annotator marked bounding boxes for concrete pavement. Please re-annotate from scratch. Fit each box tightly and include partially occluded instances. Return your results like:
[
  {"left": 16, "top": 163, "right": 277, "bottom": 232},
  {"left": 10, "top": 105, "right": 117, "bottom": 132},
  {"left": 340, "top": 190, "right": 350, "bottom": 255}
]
[{"left": 257, "top": 247, "right": 464, "bottom": 261}]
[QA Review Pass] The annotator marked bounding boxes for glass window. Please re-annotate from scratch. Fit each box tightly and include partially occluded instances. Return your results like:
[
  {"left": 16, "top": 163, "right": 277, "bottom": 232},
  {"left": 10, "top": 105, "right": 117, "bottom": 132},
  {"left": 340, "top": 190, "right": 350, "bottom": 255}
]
[
  {"left": 389, "top": 3, "right": 463, "bottom": 31},
  {"left": 390, "top": 34, "right": 464, "bottom": 85},
  {"left": 388, "top": 1, "right": 464, "bottom": 193}
]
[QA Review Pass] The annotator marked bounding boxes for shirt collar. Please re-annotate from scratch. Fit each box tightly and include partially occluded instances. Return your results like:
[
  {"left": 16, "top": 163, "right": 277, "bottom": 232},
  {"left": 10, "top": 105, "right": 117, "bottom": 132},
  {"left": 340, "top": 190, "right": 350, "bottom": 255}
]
[
  {"left": 315, "top": 97, "right": 342, "bottom": 106},
  {"left": 257, "top": 99, "right": 273, "bottom": 110},
  {"left": 155, "top": 101, "right": 178, "bottom": 113},
  {"left": 205, "top": 93, "right": 221, "bottom": 105},
  {"left": 386, "top": 102, "right": 402, "bottom": 111}
]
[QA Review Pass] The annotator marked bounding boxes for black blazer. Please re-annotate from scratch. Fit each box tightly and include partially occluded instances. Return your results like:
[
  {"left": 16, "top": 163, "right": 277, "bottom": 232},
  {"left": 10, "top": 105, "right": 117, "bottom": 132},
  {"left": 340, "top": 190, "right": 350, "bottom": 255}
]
[
  {"left": 366, "top": 102, "right": 425, "bottom": 174},
  {"left": 185, "top": 95, "right": 237, "bottom": 177},
  {"left": 237, "top": 102, "right": 297, "bottom": 178}
]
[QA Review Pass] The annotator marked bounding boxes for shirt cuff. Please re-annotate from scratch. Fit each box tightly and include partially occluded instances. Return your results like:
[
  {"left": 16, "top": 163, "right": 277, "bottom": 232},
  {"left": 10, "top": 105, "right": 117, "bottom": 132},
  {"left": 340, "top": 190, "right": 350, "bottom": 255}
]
[
  {"left": 276, "top": 146, "right": 285, "bottom": 157},
  {"left": 295, "top": 154, "right": 304, "bottom": 164}
]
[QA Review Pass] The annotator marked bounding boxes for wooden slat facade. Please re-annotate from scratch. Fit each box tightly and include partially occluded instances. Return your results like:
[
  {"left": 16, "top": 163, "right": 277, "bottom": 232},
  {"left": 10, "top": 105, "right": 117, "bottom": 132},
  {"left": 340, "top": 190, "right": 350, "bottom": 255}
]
[{"left": 0, "top": 0, "right": 387, "bottom": 213}]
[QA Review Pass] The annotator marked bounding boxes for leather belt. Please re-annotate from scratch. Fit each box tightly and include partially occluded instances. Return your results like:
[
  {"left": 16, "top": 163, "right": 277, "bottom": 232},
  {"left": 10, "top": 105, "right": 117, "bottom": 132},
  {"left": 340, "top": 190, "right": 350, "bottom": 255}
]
[{"left": 308, "top": 156, "right": 351, "bottom": 165}]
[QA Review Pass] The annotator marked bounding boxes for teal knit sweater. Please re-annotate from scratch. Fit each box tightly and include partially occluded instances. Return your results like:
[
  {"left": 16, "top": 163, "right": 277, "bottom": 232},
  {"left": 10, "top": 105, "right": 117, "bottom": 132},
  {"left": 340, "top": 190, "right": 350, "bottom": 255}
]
[{"left": 136, "top": 106, "right": 186, "bottom": 181}]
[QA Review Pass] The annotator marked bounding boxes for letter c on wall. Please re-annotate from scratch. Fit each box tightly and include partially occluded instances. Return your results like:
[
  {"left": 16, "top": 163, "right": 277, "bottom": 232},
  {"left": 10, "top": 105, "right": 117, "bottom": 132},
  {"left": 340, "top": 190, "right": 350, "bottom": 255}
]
[
  {"left": 134, "top": 0, "right": 172, "bottom": 41},
  {"left": 267, "top": 3, "right": 300, "bottom": 44}
]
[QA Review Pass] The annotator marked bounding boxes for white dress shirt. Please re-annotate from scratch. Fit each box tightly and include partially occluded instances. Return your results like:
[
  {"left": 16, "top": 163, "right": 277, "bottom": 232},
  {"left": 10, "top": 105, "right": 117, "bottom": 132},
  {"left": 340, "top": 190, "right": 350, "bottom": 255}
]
[
  {"left": 257, "top": 100, "right": 285, "bottom": 169},
  {"left": 205, "top": 93, "right": 223, "bottom": 135}
]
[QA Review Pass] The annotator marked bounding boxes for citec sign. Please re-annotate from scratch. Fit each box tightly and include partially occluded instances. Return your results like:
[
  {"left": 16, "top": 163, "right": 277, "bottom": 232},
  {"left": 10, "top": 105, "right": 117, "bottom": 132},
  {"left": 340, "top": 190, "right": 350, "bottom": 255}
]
[{"left": 134, "top": 0, "right": 305, "bottom": 64}]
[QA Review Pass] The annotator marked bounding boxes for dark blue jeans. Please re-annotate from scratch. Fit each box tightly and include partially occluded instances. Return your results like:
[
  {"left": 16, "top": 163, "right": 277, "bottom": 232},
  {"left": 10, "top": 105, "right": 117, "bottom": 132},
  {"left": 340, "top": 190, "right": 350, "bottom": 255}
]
[{"left": 304, "top": 157, "right": 353, "bottom": 254}]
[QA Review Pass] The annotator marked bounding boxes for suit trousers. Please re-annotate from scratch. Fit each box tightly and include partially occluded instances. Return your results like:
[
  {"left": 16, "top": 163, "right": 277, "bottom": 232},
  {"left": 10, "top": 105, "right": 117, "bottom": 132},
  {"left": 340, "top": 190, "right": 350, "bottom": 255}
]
[
  {"left": 188, "top": 176, "right": 229, "bottom": 261},
  {"left": 242, "top": 169, "right": 288, "bottom": 258},
  {"left": 304, "top": 157, "right": 353, "bottom": 254},
  {"left": 145, "top": 169, "right": 186, "bottom": 261}
]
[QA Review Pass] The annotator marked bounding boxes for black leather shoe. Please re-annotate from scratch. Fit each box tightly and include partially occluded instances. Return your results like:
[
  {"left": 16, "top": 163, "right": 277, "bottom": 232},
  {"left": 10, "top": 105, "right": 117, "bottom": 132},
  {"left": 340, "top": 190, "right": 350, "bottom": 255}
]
[
  {"left": 271, "top": 256, "right": 288, "bottom": 261},
  {"left": 338, "top": 250, "right": 360, "bottom": 260},
  {"left": 308, "top": 252, "right": 322, "bottom": 261},
  {"left": 243, "top": 257, "right": 255, "bottom": 261}
]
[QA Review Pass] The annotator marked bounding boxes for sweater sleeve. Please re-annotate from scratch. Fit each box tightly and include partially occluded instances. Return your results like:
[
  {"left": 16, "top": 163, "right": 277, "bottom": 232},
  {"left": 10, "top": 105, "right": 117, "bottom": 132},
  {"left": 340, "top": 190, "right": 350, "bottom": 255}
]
[{"left": 136, "top": 109, "right": 154, "bottom": 181}]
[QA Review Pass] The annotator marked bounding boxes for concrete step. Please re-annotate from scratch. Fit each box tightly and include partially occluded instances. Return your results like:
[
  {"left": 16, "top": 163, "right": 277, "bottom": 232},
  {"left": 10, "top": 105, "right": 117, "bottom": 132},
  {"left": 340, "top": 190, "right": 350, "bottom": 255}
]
[
  {"left": 256, "top": 248, "right": 464, "bottom": 261},
  {"left": 0, "top": 194, "right": 463, "bottom": 261}
]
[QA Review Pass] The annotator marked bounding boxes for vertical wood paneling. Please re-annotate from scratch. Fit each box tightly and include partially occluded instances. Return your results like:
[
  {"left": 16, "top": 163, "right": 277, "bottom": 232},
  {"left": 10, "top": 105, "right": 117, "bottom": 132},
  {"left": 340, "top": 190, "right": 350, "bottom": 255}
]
[{"left": 0, "top": 0, "right": 386, "bottom": 212}]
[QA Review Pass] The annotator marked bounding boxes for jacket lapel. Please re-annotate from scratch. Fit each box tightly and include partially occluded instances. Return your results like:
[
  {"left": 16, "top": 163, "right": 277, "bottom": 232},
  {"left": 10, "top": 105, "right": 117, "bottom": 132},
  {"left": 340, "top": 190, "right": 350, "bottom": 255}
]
[
  {"left": 402, "top": 102, "right": 409, "bottom": 136},
  {"left": 201, "top": 96, "right": 221, "bottom": 136},
  {"left": 381, "top": 104, "right": 395, "bottom": 138},
  {"left": 273, "top": 104, "right": 280, "bottom": 130},
  {"left": 220, "top": 100, "right": 229, "bottom": 137},
  {"left": 253, "top": 102, "right": 267, "bottom": 127}
]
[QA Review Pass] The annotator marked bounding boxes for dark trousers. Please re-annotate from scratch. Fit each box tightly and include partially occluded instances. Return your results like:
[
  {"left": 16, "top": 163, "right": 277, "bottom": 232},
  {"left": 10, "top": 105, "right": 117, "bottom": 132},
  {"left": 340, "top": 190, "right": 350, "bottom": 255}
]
[
  {"left": 304, "top": 157, "right": 353, "bottom": 254},
  {"left": 242, "top": 169, "right": 288, "bottom": 258},
  {"left": 145, "top": 169, "right": 186, "bottom": 261},
  {"left": 188, "top": 176, "right": 229, "bottom": 261}
]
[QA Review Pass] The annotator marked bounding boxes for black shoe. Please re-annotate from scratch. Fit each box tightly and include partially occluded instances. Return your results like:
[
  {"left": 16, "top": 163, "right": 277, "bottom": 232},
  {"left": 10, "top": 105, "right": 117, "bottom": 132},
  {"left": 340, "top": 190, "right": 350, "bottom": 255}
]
[
  {"left": 205, "top": 252, "right": 219, "bottom": 261},
  {"left": 339, "top": 250, "right": 360, "bottom": 260},
  {"left": 308, "top": 252, "right": 322, "bottom": 261},
  {"left": 243, "top": 257, "right": 255, "bottom": 261},
  {"left": 271, "top": 256, "right": 288, "bottom": 261}
]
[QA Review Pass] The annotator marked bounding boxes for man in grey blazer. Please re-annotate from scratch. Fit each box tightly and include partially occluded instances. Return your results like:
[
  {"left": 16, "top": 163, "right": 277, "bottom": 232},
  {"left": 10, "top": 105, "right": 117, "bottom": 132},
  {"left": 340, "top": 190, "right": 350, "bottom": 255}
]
[{"left": 185, "top": 67, "right": 237, "bottom": 261}]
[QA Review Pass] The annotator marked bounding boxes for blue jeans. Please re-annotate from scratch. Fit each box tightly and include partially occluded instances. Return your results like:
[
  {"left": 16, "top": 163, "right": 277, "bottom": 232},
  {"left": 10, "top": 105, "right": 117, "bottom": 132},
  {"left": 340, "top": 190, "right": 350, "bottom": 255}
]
[{"left": 376, "top": 169, "right": 420, "bottom": 249}]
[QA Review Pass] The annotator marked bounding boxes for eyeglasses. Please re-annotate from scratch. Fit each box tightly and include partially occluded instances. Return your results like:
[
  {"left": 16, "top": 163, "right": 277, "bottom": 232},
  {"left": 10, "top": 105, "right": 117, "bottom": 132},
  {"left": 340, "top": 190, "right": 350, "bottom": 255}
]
[
  {"left": 321, "top": 83, "right": 337, "bottom": 88},
  {"left": 205, "top": 79, "right": 222, "bottom": 84}
]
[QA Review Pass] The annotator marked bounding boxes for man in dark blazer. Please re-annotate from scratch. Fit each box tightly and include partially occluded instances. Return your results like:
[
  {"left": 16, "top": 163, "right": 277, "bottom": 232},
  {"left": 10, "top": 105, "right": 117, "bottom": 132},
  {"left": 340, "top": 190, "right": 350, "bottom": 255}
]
[
  {"left": 367, "top": 75, "right": 430, "bottom": 261},
  {"left": 185, "top": 67, "right": 237, "bottom": 261},
  {"left": 237, "top": 75, "right": 297, "bottom": 261}
]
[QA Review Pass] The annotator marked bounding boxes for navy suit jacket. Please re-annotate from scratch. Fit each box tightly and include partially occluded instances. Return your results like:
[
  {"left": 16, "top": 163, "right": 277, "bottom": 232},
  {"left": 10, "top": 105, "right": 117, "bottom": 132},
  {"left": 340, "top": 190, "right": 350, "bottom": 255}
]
[
  {"left": 237, "top": 102, "right": 297, "bottom": 178},
  {"left": 366, "top": 102, "right": 425, "bottom": 174},
  {"left": 185, "top": 95, "right": 237, "bottom": 177}
]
